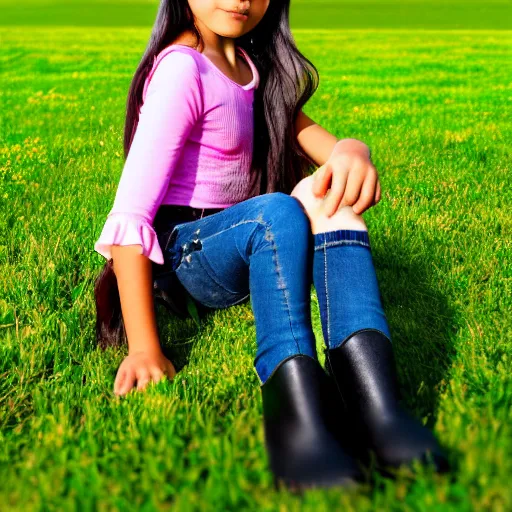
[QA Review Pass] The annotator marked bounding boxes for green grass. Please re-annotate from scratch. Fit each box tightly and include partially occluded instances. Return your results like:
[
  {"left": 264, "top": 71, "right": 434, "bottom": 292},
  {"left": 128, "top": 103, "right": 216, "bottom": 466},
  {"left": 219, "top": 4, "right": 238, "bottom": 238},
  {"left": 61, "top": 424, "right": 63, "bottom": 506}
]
[
  {"left": 1, "top": 0, "right": 511, "bottom": 28},
  {"left": 1, "top": 1, "right": 511, "bottom": 510}
]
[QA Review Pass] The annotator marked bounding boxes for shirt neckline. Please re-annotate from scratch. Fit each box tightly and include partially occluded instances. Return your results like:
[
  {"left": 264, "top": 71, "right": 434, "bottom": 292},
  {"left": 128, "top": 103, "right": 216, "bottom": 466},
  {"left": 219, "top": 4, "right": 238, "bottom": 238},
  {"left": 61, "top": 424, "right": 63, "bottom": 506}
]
[{"left": 169, "top": 44, "right": 258, "bottom": 91}]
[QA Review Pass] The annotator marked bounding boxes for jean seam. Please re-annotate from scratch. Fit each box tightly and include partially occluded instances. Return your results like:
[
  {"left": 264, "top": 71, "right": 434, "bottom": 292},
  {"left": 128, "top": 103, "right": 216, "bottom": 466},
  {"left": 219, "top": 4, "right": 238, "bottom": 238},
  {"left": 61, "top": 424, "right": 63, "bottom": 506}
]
[
  {"left": 314, "top": 240, "right": 370, "bottom": 250},
  {"left": 197, "top": 219, "right": 267, "bottom": 243},
  {"left": 324, "top": 238, "right": 331, "bottom": 348},
  {"left": 199, "top": 249, "right": 243, "bottom": 296},
  {"left": 267, "top": 222, "right": 302, "bottom": 357},
  {"left": 198, "top": 252, "right": 237, "bottom": 296},
  {"left": 232, "top": 292, "right": 250, "bottom": 306}
]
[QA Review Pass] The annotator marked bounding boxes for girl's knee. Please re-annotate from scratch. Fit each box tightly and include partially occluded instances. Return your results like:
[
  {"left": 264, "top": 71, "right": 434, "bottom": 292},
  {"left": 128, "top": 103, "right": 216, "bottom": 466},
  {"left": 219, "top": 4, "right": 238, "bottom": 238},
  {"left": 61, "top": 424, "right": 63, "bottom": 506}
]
[
  {"left": 289, "top": 175, "right": 367, "bottom": 234},
  {"left": 259, "top": 192, "right": 311, "bottom": 235},
  {"left": 310, "top": 205, "right": 368, "bottom": 234}
]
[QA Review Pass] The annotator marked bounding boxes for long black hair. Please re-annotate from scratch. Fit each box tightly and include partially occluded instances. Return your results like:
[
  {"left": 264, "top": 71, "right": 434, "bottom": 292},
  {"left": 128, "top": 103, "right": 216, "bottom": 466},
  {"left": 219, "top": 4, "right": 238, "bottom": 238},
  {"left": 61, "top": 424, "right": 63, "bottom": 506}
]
[{"left": 95, "top": 0, "right": 320, "bottom": 349}]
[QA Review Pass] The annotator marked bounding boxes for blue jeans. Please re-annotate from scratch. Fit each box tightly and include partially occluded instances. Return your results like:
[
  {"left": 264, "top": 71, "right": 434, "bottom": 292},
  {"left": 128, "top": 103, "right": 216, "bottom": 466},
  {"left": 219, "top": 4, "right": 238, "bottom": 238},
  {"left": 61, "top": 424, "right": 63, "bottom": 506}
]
[{"left": 160, "top": 192, "right": 391, "bottom": 384}]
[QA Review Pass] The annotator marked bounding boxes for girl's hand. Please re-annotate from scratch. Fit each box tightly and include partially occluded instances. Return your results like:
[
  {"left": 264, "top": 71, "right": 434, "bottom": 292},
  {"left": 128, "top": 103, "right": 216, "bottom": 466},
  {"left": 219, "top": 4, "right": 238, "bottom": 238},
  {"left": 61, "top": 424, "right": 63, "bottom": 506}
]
[
  {"left": 311, "top": 146, "right": 381, "bottom": 216},
  {"left": 114, "top": 348, "right": 177, "bottom": 396},
  {"left": 291, "top": 174, "right": 367, "bottom": 234}
]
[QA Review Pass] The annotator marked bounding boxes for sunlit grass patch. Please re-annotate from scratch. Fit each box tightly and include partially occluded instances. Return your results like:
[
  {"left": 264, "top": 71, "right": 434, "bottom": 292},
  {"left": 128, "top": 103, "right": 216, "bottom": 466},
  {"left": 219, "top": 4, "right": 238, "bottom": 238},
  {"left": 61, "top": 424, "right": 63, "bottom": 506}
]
[{"left": 0, "top": 23, "right": 511, "bottom": 511}]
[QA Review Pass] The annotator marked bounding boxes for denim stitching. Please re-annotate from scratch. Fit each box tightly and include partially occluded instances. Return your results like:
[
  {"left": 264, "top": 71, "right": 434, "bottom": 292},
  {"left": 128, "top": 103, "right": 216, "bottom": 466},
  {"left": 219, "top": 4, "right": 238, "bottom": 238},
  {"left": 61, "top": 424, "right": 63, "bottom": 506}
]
[
  {"left": 324, "top": 238, "right": 331, "bottom": 347},
  {"left": 232, "top": 292, "right": 250, "bottom": 305},
  {"left": 195, "top": 219, "right": 267, "bottom": 243},
  {"left": 314, "top": 240, "right": 370, "bottom": 250},
  {"left": 195, "top": 252, "right": 240, "bottom": 298},
  {"left": 197, "top": 249, "right": 244, "bottom": 297},
  {"left": 265, "top": 223, "right": 302, "bottom": 357}
]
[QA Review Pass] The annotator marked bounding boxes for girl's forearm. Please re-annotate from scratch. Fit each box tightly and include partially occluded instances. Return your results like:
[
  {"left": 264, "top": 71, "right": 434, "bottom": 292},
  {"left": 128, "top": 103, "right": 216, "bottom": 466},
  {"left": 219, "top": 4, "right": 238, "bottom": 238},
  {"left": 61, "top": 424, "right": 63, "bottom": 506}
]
[
  {"left": 111, "top": 245, "right": 162, "bottom": 355},
  {"left": 295, "top": 111, "right": 338, "bottom": 166},
  {"left": 295, "top": 111, "right": 370, "bottom": 166}
]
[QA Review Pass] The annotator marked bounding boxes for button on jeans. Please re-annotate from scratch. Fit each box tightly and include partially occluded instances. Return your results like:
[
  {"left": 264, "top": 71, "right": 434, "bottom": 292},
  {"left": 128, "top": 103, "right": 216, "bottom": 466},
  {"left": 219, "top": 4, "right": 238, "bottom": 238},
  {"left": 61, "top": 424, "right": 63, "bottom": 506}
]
[{"left": 159, "top": 192, "right": 391, "bottom": 384}]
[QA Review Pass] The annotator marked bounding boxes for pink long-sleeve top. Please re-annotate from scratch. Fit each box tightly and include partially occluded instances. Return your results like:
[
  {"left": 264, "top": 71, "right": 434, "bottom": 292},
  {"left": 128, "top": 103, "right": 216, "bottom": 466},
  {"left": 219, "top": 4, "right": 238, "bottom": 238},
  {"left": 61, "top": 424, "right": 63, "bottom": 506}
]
[{"left": 94, "top": 44, "right": 261, "bottom": 265}]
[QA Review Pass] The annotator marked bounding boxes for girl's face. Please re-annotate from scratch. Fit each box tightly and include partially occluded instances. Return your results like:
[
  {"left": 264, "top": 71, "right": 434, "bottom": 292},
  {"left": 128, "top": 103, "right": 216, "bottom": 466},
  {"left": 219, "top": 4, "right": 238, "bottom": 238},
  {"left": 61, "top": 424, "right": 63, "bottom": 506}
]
[{"left": 187, "top": 1, "right": 270, "bottom": 40}]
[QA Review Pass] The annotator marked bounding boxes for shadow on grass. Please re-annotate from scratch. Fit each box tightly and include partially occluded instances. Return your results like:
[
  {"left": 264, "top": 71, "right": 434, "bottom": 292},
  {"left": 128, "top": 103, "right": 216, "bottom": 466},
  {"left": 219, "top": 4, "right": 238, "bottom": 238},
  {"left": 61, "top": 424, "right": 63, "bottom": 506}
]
[
  {"left": 373, "top": 230, "right": 459, "bottom": 427},
  {"left": 156, "top": 297, "right": 250, "bottom": 374}
]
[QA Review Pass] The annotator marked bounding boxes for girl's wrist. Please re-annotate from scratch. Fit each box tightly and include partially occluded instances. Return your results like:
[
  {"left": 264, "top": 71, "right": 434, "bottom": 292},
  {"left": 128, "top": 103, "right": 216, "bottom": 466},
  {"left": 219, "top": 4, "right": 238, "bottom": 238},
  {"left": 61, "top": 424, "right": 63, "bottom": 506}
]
[
  {"left": 128, "top": 337, "right": 162, "bottom": 356},
  {"left": 332, "top": 138, "right": 371, "bottom": 160}
]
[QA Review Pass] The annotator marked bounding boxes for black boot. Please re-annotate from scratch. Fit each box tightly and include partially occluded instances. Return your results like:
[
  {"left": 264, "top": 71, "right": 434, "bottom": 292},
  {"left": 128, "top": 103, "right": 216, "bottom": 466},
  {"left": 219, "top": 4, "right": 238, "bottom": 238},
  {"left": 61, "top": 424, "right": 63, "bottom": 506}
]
[
  {"left": 325, "top": 329, "right": 449, "bottom": 473},
  {"left": 261, "top": 354, "right": 364, "bottom": 490}
]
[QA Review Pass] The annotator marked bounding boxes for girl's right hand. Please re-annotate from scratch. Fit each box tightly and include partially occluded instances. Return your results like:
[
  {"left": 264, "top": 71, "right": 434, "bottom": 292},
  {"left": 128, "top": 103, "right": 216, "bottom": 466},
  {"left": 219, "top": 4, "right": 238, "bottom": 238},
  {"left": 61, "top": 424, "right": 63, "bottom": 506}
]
[
  {"left": 291, "top": 174, "right": 368, "bottom": 235},
  {"left": 114, "top": 348, "right": 177, "bottom": 396}
]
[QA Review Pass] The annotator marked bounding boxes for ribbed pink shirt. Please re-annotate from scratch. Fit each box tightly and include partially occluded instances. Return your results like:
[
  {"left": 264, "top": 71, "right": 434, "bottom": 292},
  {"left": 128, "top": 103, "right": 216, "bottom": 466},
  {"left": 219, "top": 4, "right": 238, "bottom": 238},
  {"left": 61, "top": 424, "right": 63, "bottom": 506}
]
[{"left": 94, "top": 44, "right": 260, "bottom": 265}]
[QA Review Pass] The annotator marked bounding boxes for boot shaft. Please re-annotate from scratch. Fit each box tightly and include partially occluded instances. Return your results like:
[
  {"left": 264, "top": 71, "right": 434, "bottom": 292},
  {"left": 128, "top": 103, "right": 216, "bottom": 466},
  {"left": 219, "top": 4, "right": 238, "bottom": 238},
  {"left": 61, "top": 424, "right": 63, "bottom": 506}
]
[{"left": 326, "top": 329, "right": 402, "bottom": 425}]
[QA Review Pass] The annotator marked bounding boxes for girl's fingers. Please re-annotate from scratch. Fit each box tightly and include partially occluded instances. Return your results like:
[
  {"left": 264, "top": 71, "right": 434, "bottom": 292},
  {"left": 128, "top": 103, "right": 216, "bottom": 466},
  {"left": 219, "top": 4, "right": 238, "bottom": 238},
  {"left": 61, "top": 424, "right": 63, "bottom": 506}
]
[
  {"left": 166, "top": 362, "right": 177, "bottom": 380},
  {"left": 311, "top": 164, "right": 324, "bottom": 196},
  {"left": 374, "top": 180, "right": 382, "bottom": 204},
  {"left": 136, "top": 368, "right": 151, "bottom": 391},
  {"left": 114, "top": 358, "right": 178, "bottom": 395},
  {"left": 341, "top": 168, "right": 365, "bottom": 208},
  {"left": 324, "top": 168, "right": 348, "bottom": 217},
  {"left": 117, "top": 369, "right": 136, "bottom": 396},
  {"left": 353, "top": 171, "right": 377, "bottom": 215},
  {"left": 313, "top": 163, "right": 332, "bottom": 197},
  {"left": 149, "top": 367, "right": 165, "bottom": 383},
  {"left": 114, "top": 368, "right": 126, "bottom": 395}
]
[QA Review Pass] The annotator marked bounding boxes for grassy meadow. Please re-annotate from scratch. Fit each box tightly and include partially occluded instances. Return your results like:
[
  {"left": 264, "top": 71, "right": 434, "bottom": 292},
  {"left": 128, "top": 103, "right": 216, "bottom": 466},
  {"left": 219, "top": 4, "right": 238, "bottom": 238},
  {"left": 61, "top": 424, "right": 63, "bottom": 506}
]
[{"left": 1, "top": 1, "right": 511, "bottom": 510}]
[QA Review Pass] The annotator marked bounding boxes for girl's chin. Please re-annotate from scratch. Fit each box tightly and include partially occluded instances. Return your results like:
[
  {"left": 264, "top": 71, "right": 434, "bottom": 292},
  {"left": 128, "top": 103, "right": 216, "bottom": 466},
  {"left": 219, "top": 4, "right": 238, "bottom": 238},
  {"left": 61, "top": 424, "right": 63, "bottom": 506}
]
[{"left": 212, "top": 26, "right": 246, "bottom": 39}]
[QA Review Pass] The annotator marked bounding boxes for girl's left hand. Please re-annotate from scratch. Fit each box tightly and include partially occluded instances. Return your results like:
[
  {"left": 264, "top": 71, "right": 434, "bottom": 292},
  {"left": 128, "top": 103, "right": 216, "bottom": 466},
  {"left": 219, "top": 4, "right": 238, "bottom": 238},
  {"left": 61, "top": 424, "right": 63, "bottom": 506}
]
[{"left": 311, "top": 148, "right": 381, "bottom": 216}]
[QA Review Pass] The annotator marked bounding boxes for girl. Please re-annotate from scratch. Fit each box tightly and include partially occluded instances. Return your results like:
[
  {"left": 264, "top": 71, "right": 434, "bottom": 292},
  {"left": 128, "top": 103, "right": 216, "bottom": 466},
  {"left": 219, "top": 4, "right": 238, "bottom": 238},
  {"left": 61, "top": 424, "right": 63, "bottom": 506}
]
[{"left": 93, "top": 0, "right": 448, "bottom": 490}]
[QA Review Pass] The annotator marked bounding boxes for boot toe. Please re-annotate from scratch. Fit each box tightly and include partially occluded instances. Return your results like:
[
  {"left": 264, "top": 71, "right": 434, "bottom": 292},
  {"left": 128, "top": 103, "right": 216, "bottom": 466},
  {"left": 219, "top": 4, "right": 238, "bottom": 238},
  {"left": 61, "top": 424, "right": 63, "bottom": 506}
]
[
  {"left": 266, "top": 402, "right": 365, "bottom": 488},
  {"left": 375, "top": 416, "right": 449, "bottom": 473},
  {"left": 262, "top": 355, "right": 365, "bottom": 490},
  {"left": 272, "top": 450, "right": 362, "bottom": 490},
  {"left": 325, "top": 331, "right": 451, "bottom": 477}
]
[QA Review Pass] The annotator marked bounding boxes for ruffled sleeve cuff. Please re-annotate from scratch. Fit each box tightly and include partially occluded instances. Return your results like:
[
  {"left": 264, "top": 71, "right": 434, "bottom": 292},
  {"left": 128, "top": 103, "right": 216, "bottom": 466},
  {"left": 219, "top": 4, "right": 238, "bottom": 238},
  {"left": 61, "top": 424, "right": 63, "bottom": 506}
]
[{"left": 94, "top": 212, "right": 164, "bottom": 265}]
